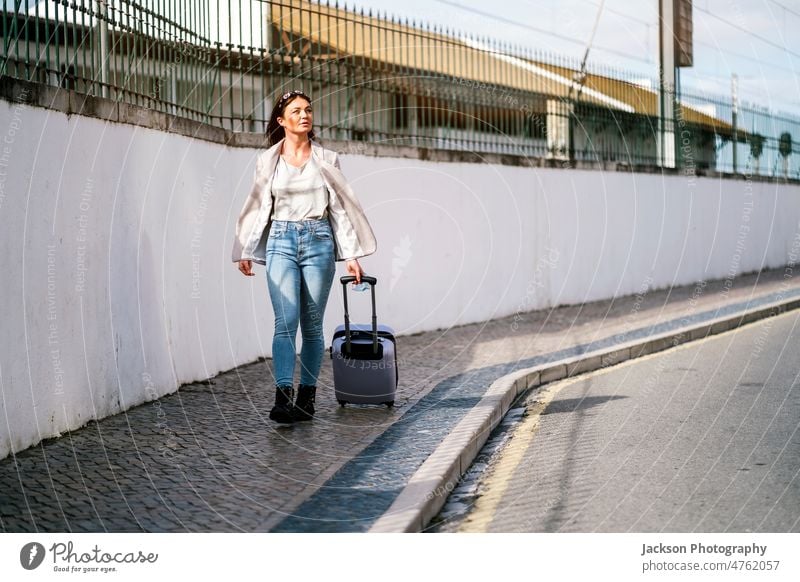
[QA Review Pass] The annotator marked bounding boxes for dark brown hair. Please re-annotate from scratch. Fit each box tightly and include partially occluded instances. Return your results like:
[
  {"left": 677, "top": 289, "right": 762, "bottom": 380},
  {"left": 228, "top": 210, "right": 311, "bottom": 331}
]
[{"left": 267, "top": 90, "right": 316, "bottom": 147}]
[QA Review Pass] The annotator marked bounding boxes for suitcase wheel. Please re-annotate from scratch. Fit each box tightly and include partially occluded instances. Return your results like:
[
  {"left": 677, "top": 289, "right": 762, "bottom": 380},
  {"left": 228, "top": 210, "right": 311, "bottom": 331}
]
[
  {"left": 383, "top": 401, "right": 394, "bottom": 408},
  {"left": 337, "top": 399, "right": 348, "bottom": 407}
]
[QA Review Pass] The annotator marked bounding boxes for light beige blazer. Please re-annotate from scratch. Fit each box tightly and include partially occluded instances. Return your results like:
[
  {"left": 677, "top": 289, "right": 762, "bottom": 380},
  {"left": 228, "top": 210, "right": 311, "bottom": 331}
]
[{"left": 231, "top": 139, "right": 377, "bottom": 264}]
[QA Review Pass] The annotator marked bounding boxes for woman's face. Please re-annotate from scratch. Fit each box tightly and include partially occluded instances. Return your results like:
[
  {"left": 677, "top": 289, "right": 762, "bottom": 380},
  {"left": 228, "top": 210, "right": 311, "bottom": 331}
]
[{"left": 278, "top": 97, "right": 313, "bottom": 137}]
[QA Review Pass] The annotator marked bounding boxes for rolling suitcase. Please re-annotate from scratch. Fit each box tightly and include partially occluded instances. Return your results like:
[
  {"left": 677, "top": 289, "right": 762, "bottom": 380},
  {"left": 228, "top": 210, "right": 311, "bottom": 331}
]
[{"left": 330, "top": 275, "right": 398, "bottom": 407}]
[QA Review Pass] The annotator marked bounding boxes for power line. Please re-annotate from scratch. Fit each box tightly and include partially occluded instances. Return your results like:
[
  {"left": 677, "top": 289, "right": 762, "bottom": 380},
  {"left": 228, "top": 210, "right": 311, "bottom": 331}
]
[
  {"left": 579, "top": 0, "right": 651, "bottom": 27},
  {"left": 427, "top": 0, "right": 798, "bottom": 99},
  {"left": 571, "top": 0, "right": 607, "bottom": 102},
  {"left": 767, "top": 0, "right": 800, "bottom": 21},
  {"left": 694, "top": 5, "right": 800, "bottom": 61},
  {"left": 432, "top": 0, "right": 654, "bottom": 65},
  {"left": 526, "top": 0, "right": 651, "bottom": 26},
  {"left": 696, "top": 39, "right": 800, "bottom": 76}
]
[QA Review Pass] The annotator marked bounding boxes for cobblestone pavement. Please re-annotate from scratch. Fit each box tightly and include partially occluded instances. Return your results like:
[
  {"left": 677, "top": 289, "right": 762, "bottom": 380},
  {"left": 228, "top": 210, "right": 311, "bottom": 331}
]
[{"left": 2, "top": 269, "right": 799, "bottom": 532}]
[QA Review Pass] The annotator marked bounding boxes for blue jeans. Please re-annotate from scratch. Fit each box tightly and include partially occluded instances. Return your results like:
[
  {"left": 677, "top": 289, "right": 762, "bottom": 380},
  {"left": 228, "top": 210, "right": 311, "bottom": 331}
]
[{"left": 265, "top": 219, "right": 336, "bottom": 387}]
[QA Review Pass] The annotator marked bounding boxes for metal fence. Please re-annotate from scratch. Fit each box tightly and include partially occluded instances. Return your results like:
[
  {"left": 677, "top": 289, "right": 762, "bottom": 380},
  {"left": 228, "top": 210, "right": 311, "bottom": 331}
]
[{"left": 2, "top": 0, "right": 798, "bottom": 177}]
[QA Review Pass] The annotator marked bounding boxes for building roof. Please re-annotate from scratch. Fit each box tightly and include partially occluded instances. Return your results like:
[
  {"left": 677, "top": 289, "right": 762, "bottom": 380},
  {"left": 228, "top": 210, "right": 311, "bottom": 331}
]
[{"left": 272, "top": 0, "right": 741, "bottom": 138}]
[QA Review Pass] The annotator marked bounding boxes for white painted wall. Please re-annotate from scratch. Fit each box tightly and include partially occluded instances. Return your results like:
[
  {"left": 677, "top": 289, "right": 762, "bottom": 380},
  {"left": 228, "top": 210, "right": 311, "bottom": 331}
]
[{"left": 2, "top": 99, "right": 800, "bottom": 459}]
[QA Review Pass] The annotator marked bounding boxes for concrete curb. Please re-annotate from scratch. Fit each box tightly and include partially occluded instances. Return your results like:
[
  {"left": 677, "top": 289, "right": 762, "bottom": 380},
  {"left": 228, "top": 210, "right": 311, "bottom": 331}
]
[{"left": 368, "top": 294, "right": 800, "bottom": 532}]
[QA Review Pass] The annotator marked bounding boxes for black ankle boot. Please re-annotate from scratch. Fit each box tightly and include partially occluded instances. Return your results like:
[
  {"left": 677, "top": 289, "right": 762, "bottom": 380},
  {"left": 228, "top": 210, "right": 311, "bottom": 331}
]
[
  {"left": 269, "top": 385, "right": 295, "bottom": 424},
  {"left": 293, "top": 384, "right": 316, "bottom": 421}
]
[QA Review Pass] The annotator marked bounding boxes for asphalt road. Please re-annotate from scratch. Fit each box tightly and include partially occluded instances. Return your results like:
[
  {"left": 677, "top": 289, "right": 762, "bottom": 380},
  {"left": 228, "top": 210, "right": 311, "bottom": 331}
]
[{"left": 444, "top": 308, "right": 800, "bottom": 532}]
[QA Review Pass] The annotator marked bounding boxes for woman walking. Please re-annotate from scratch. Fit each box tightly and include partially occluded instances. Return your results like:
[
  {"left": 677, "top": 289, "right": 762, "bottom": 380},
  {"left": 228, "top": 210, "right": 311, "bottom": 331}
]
[{"left": 232, "top": 90, "right": 377, "bottom": 424}]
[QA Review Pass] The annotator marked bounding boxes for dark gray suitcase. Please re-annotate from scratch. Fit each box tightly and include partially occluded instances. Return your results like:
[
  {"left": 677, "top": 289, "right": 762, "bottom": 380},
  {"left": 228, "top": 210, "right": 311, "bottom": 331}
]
[{"left": 330, "top": 276, "right": 398, "bottom": 407}]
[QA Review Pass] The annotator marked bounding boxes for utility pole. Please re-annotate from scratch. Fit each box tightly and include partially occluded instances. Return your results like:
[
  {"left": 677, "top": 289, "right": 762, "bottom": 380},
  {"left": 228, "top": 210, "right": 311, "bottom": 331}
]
[
  {"left": 658, "top": 0, "right": 676, "bottom": 168},
  {"left": 732, "top": 73, "right": 739, "bottom": 174},
  {"left": 659, "top": 0, "right": 693, "bottom": 170}
]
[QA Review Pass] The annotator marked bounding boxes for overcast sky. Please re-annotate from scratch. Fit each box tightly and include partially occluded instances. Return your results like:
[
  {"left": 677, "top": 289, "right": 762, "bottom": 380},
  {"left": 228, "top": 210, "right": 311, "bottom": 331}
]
[{"left": 346, "top": 0, "right": 800, "bottom": 116}]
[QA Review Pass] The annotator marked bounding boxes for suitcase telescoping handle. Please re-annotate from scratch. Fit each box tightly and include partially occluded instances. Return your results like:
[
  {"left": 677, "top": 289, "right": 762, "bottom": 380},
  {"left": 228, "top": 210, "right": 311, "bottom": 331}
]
[{"left": 340, "top": 275, "right": 379, "bottom": 355}]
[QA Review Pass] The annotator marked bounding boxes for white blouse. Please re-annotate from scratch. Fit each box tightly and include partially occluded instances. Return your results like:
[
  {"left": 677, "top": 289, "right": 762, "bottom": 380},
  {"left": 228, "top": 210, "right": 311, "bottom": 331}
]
[
  {"left": 270, "top": 154, "right": 359, "bottom": 258},
  {"left": 271, "top": 155, "right": 328, "bottom": 221}
]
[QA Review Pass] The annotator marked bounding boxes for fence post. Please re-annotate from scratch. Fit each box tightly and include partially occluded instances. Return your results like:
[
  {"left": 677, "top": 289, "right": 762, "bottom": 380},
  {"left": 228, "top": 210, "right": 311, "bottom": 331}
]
[{"left": 546, "top": 99, "right": 570, "bottom": 161}]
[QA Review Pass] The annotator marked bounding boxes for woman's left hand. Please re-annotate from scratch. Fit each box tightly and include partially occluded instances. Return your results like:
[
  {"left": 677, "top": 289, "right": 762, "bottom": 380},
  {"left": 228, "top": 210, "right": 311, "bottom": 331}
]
[{"left": 345, "top": 259, "right": 363, "bottom": 284}]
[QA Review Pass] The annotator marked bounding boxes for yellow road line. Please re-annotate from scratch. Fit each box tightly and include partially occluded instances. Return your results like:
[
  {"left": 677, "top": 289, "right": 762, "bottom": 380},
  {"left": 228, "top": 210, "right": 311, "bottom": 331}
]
[
  {"left": 457, "top": 381, "right": 563, "bottom": 533},
  {"left": 455, "top": 310, "right": 800, "bottom": 532}
]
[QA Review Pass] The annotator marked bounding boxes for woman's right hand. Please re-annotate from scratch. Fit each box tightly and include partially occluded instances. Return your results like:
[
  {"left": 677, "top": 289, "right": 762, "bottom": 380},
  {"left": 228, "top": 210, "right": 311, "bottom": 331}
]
[
  {"left": 345, "top": 259, "right": 363, "bottom": 284},
  {"left": 238, "top": 260, "right": 254, "bottom": 276}
]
